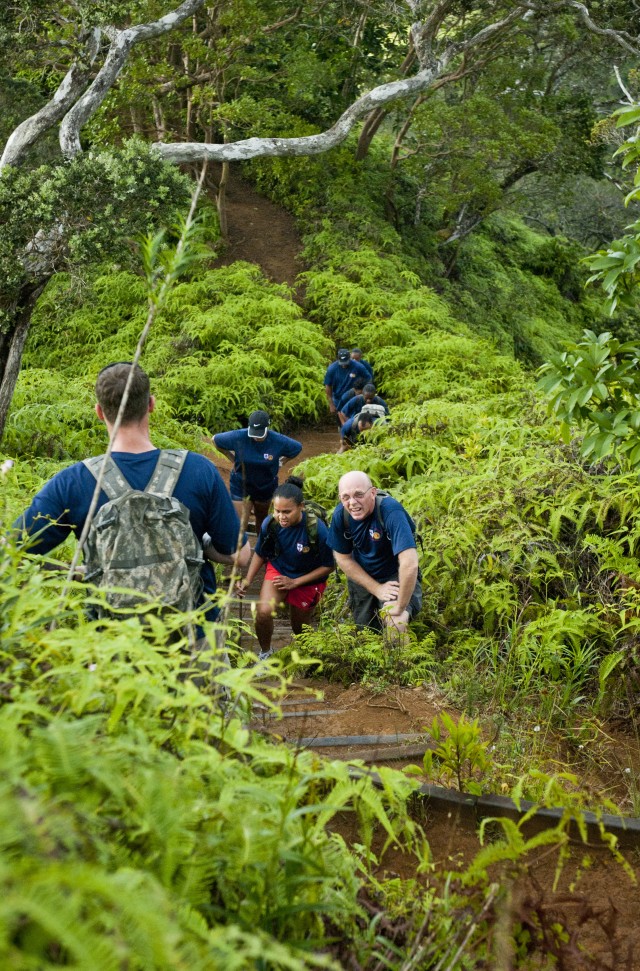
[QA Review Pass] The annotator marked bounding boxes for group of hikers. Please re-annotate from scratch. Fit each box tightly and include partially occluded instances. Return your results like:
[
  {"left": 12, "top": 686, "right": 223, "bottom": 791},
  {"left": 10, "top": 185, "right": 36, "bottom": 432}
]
[
  {"left": 323, "top": 347, "right": 390, "bottom": 453},
  {"left": 13, "top": 351, "right": 417, "bottom": 665}
]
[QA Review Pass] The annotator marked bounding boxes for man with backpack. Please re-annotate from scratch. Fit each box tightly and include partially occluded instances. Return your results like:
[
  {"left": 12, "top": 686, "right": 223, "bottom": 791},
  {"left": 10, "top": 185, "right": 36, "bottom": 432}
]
[
  {"left": 340, "top": 384, "right": 389, "bottom": 423},
  {"left": 323, "top": 349, "right": 370, "bottom": 427},
  {"left": 327, "top": 470, "right": 422, "bottom": 637},
  {"left": 337, "top": 412, "right": 376, "bottom": 453},
  {"left": 13, "top": 362, "right": 250, "bottom": 641}
]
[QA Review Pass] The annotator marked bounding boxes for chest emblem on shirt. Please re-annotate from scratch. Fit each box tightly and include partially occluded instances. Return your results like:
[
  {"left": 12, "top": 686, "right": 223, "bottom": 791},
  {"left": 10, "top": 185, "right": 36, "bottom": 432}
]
[
  {"left": 297, "top": 542, "right": 310, "bottom": 553},
  {"left": 264, "top": 453, "right": 274, "bottom": 461},
  {"left": 369, "top": 529, "right": 381, "bottom": 540}
]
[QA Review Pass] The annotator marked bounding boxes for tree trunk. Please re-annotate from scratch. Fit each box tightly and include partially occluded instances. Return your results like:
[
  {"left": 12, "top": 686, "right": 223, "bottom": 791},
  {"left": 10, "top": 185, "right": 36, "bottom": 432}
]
[
  {"left": 216, "top": 160, "right": 229, "bottom": 239},
  {"left": 152, "top": 97, "right": 166, "bottom": 141},
  {"left": 355, "top": 47, "right": 417, "bottom": 161},
  {"left": 0, "top": 281, "right": 49, "bottom": 442}
]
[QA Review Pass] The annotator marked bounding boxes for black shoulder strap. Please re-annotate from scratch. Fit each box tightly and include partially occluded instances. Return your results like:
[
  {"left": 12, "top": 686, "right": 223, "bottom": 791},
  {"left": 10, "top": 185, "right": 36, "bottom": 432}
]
[
  {"left": 375, "top": 491, "right": 390, "bottom": 535},
  {"left": 260, "top": 516, "right": 281, "bottom": 558}
]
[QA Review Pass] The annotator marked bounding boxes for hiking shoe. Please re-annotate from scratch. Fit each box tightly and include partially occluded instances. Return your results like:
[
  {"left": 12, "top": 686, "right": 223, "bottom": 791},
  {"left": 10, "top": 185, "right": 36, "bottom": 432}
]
[{"left": 258, "top": 648, "right": 274, "bottom": 662}]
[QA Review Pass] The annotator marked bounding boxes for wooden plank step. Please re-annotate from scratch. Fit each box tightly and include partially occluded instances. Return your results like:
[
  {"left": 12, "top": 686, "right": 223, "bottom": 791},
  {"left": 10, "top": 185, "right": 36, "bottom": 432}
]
[
  {"left": 253, "top": 697, "right": 323, "bottom": 710},
  {"left": 352, "top": 744, "right": 430, "bottom": 763},
  {"left": 296, "top": 733, "right": 426, "bottom": 748},
  {"left": 257, "top": 708, "right": 344, "bottom": 719}
]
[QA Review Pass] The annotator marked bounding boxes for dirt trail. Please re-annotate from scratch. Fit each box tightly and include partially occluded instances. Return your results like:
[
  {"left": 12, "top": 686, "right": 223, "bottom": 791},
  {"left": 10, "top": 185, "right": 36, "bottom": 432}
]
[{"left": 211, "top": 171, "right": 304, "bottom": 289}]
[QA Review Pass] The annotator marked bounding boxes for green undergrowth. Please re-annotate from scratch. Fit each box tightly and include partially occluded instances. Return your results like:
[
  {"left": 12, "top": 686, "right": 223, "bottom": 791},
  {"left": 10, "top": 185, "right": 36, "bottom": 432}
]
[
  {"left": 247, "top": 140, "right": 602, "bottom": 363},
  {"left": 0, "top": 543, "right": 419, "bottom": 968},
  {"left": 6, "top": 261, "right": 331, "bottom": 460},
  {"left": 5, "top": 540, "right": 633, "bottom": 968}
]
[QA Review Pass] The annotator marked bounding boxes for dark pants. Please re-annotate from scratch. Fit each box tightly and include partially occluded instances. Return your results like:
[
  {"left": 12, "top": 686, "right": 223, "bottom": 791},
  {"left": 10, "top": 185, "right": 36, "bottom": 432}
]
[{"left": 346, "top": 574, "right": 423, "bottom": 632}]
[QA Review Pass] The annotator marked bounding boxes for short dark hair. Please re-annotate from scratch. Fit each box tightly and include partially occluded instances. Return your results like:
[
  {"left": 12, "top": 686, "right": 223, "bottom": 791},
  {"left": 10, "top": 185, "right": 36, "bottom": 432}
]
[
  {"left": 356, "top": 415, "right": 374, "bottom": 430},
  {"left": 363, "top": 383, "right": 376, "bottom": 395},
  {"left": 273, "top": 475, "right": 304, "bottom": 505},
  {"left": 95, "top": 363, "right": 150, "bottom": 423}
]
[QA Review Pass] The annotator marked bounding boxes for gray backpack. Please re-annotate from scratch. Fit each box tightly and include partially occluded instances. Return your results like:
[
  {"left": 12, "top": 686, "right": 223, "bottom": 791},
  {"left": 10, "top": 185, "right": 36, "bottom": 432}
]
[{"left": 82, "top": 449, "right": 204, "bottom": 616}]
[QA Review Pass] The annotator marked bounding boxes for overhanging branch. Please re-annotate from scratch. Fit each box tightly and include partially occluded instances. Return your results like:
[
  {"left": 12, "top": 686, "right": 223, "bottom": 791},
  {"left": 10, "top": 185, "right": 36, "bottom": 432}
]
[{"left": 154, "top": 65, "right": 451, "bottom": 163}]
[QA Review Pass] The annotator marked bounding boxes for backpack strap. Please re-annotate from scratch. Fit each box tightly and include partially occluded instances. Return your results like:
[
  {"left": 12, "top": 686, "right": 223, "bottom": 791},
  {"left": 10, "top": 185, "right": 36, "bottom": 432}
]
[
  {"left": 83, "top": 455, "right": 130, "bottom": 501},
  {"left": 374, "top": 492, "right": 388, "bottom": 536},
  {"left": 342, "top": 490, "right": 390, "bottom": 541},
  {"left": 146, "top": 449, "right": 188, "bottom": 497},
  {"left": 260, "top": 516, "right": 281, "bottom": 559},
  {"left": 305, "top": 507, "right": 319, "bottom": 553}
]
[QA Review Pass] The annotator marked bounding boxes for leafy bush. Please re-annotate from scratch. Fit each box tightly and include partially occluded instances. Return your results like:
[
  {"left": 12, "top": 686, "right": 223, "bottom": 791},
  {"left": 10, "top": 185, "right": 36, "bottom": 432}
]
[{"left": 0, "top": 542, "right": 426, "bottom": 968}]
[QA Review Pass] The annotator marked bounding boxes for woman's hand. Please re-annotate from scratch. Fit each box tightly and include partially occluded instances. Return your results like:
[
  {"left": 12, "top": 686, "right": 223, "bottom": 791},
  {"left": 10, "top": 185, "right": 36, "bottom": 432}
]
[
  {"left": 271, "top": 574, "right": 296, "bottom": 591},
  {"left": 235, "top": 581, "right": 247, "bottom": 599}
]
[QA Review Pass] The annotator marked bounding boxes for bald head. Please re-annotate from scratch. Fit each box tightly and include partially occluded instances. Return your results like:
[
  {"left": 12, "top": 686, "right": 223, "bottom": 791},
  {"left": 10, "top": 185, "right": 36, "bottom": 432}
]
[
  {"left": 339, "top": 470, "right": 372, "bottom": 495},
  {"left": 338, "top": 470, "right": 376, "bottom": 519}
]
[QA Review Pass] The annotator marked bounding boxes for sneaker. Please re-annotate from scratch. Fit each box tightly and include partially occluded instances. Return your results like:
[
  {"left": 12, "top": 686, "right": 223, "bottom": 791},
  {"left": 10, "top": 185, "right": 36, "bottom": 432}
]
[{"left": 258, "top": 648, "right": 274, "bottom": 662}]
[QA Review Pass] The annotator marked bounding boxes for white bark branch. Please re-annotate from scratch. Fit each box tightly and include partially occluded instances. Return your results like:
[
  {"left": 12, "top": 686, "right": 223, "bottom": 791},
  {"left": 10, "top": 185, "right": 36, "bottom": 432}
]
[
  {"left": 155, "top": 64, "right": 453, "bottom": 163},
  {"left": 59, "top": 0, "right": 207, "bottom": 158},
  {"left": 0, "top": 29, "right": 101, "bottom": 172}
]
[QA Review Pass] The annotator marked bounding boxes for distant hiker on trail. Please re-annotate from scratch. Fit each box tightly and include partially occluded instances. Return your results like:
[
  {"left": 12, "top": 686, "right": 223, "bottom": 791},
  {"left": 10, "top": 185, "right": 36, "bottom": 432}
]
[
  {"left": 350, "top": 348, "right": 374, "bottom": 381},
  {"left": 213, "top": 410, "right": 302, "bottom": 535},
  {"left": 337, "top": 412, "right": 377, "bottom": 453},
  {"left": 327, "top": 470, "right": 421, "bottom": 637},
  {"left": 236, "top": 476, "right": 334, "bottom": 660},
  {"left": 12, "top": 362, "right": 250, "bottom": 642},
  {"left": 336, "top": 376, "right": 367, "bottom": 422},
  {"left": 341, "top": 383, "right": 389, "bottom": 422},
  {"left": 324, "top": 349, "right": 370, "bottom": 428}
]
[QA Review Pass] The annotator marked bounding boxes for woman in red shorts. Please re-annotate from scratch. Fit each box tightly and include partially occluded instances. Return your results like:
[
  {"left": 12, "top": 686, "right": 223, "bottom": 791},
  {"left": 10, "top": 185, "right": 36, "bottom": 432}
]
[{"left": 236, "top": 476, "right": 334, "bottom": 660}]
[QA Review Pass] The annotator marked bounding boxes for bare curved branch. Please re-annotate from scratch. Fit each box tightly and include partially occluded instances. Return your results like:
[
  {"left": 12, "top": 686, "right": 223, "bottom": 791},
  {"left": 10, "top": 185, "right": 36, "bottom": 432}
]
[
  {"left": 59, "top": 0, "right": 207, "bottom": 159},
  {"left": 155, "top": 64, "right": 453, "bottom": 164},
  {"left": 0, "top": 29, "right": 101, "bottom": 171},
  {"left": 154, "top": 4, "right": 532, "bottom": 165}
]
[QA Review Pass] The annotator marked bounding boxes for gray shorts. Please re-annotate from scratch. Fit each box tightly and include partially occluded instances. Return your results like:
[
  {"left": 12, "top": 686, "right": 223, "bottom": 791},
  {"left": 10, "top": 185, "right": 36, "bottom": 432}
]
[{"left": 347, "top": 574, "right": 423, "bottom": 632}]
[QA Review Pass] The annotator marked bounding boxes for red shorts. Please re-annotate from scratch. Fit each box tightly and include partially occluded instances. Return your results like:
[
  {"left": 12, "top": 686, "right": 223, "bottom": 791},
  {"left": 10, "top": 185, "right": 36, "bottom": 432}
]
[{"left": 265, "top": 563, "right": 327, "bottom": 610}]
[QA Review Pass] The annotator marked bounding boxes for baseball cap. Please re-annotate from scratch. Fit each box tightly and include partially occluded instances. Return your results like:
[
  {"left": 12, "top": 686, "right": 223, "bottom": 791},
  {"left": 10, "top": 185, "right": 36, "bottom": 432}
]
[
  {"left": 248, "top": 409, "right": 270, "bottom": 438},
  {"left": 337, "top": 348, "right": 350, "bottom": 363}
]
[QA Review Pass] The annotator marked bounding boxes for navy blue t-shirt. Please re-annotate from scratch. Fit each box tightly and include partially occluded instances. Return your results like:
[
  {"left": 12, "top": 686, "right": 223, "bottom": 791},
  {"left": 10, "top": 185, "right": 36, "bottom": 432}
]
[
  {"left": 327, "top": 495, "right": 416, "bottom": 582},
  {"left": 255, "top": 511, "right": 334, "bottom": 579},
  {"left": 336, "top": 388, "right": 358, "bottom": 412},
  {"left": 323, "top": 360, "right": 370, "bottom": 407},
  {"left": 340, "top": 415, "right": 357, "bottom": 440},
  {"left": 213, "top": 429, "right": 302, "bottom": 501},
  {"left": 13, "top": 450, "right": 242, "bottom": 619},
  {"left": 342, "top": 394, "right": 388, "bottom": 420}
]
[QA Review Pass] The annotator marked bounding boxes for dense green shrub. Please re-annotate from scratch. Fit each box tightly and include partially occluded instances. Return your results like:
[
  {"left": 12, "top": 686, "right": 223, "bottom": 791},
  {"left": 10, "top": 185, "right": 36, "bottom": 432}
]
[
  {"left": 0, "top": 541, "right": 428, "bottom": 968},
  {"left": 11, "top": 263, "right": 331, "bottom": 459}
]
